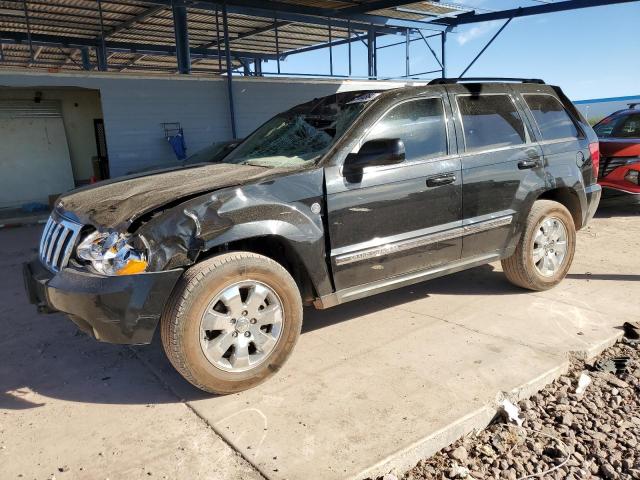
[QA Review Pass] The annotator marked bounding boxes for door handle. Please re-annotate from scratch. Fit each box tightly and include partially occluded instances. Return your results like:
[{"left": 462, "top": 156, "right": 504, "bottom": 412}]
[
  {"left": 518, "top": 159, "right": 539, "bottom": 170},
  {"left": 426, "top": 174, "right": 456, "bottom": 187}
]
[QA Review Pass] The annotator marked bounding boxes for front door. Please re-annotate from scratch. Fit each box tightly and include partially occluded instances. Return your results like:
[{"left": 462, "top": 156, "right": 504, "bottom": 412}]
[{"left": 325, "top": 93, "right": 462, "bottom": 291}]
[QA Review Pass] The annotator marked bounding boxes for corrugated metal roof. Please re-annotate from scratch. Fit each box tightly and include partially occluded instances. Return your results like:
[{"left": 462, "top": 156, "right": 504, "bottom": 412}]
[{"left": 0, "top": 0, "right": 464, "bottom": 75}]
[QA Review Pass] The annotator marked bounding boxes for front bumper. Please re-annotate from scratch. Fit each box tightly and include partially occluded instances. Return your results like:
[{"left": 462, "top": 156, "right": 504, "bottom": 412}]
[{"left": 23, "top": 259, "right": 183, "bottom": 344}]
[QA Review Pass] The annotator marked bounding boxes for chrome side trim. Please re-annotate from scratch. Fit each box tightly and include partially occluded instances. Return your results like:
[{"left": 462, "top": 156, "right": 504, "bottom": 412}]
[
  {"left": 334, "top": 215, "right": 512, "bottom": 266},
  {"left": 462, "top": 215, "right": 512, "bottom": 236}
]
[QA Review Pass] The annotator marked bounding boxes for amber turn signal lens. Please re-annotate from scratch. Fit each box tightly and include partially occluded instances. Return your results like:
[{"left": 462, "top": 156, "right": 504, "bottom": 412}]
[{"left": 116, "top": 259, "right": 149, "bottom": 275}]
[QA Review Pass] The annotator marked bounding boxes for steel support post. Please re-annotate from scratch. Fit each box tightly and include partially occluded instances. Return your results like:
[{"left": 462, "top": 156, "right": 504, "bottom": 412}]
[
  {"left": 80, "top": 46, "right": 91, "bottom": 70},
  {"left": 405, "top": 28, "right": 410, "bottom": 77},
  {"left": 367, "top": 27, "right": 377, "bottom": 79},
  {"left": 172, "top": 3, "right": 191, "bottom": 74},
  {"left": 254, "top": 57, "right": 262, "bottom": 76},
  {"left": 441, "top": 30, "right": 446, "bottom": 78},
  {"left": 347, "top": 20, "right": 352, "bottom": 77},
  {"left": 328, "top": 18, "right": 333, "bottom": 76},
  {"left": 96, "top": 0, "right": 108, "bottom": 71},
  {"left": 222, "top": 4, "right": 238, "bottom": 139},
  {"left": 274, "top": 15, "right": 281, "bottom": 74}
]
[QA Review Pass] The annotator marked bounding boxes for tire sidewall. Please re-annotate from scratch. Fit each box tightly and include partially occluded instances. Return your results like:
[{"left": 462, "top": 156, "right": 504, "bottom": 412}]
[{"left": 176, "top": 257, "right": 302, "bottom": 393}]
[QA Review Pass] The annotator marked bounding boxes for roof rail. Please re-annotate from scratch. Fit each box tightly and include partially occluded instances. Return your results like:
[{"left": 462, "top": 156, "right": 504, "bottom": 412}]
[{"left": 428, "top": 77, "right": 546, "bottom": 85}]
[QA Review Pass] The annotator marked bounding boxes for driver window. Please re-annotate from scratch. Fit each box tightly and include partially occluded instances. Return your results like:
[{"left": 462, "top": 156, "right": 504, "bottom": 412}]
[{"left": 364, "top": 98, "right": 448, "bottom": 162}]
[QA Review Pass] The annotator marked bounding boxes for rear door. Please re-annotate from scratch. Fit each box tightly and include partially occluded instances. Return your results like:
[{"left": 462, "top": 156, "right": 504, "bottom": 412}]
[
  {"left": 447, "top": 84, "right": 546, "bottom": 259},
  {"left": 517, "top": 87, "right": 592, "bottom": 189},
  {"left": 325, "top": 91, "right": 462, "bottom": 291}
]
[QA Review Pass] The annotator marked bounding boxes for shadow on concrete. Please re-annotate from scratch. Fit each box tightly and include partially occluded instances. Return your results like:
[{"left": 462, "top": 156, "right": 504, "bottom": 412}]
[
  {"left": 595, "top": 196, "right": 640, "bottom": 218},
  {"left": 302, "top": 263, "right": 523, "bottom": 334},
  {"left": 566, "top": 273, "right": 640, "bottom": 281}
]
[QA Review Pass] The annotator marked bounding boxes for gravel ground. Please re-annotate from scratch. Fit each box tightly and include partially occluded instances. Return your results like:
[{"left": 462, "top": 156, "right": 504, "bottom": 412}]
[{"left": 403, "top": 337, "right": 640, "bottom": 480}]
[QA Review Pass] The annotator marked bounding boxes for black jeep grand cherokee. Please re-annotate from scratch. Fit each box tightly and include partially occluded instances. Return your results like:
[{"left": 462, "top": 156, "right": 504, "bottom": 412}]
[{"left": 24, "top": 79, "right": 601, "bottom": 394}]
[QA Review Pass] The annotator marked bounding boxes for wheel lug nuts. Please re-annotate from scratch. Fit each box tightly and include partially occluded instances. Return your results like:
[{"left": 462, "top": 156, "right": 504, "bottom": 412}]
[
  {"left": 244, "top": 331, "right": 251, "bottom": 337},
  {"left": 241, "top": 310, "right": 248, "bottom": 316},
  {"left": 232, "top": 331, "right": 238, "bottom": 337},
  {"left": 250, "top": 318, "right": 257, "bottom": 324},
  {"left": 231, "top": 318, "right": 236, "bottom": 324}
]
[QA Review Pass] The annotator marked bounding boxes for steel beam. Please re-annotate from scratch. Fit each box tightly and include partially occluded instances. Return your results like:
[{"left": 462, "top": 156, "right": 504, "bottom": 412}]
[
  {"left": 199, "top": 21, "right": 291, "bottom": 49},
  {"left": 104, "top": 5, "right": 166, "bottom": 39},
  {"left": 154, "top": 1, "right": 408, "bottom": 35},
  {"left": 172, "top": 3, "right": 191, "bottom": 73},
  {"left": 0, "top": 31, "right": 278, "bottom": 60},
  {"left": 443, "top": 0, "right": 640, "bottom": 25},
  {"left": 459, "top": 17, "right": 513, "bottom": 78}
]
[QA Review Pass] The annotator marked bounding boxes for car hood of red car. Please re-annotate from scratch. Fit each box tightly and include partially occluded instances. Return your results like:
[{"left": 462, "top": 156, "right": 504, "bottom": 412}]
[{"left": 599, "top": 138, "right": 640, "bottom": 157}]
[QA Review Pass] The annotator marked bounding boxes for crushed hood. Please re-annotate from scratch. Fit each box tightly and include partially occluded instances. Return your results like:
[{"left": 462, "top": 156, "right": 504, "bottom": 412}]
[{"left": 58, "top": 163, "right": 284, "bottom": 229}]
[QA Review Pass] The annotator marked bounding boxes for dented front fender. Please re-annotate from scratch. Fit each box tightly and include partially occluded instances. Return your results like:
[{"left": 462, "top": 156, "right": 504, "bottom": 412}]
[{"left": 136, "top": 167, "right": 334, "bottom": 297}]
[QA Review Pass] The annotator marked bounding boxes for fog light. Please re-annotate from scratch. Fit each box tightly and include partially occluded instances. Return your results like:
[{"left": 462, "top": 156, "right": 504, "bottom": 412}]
[{"left": 624, "top": 169, "right": 640, "bottom": 185}]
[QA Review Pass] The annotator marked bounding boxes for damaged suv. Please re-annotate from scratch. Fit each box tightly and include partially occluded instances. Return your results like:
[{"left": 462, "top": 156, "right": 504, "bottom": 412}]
[{"left": 24, "top": 79, "right": 601, "bottom": 394}]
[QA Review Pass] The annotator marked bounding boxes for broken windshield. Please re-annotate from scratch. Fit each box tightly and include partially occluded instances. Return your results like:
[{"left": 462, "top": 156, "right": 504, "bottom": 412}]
[{"left": 222, "top": 91, "right": 381, "bottom": 168}]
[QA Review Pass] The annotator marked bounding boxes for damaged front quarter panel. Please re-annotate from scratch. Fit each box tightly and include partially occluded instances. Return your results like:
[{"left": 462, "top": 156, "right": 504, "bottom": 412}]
[{"left": 135, "top": 167, "right": 334, "bottom": 298}]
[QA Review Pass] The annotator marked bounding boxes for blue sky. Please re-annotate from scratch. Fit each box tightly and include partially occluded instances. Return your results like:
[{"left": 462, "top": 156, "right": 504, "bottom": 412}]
[{"left": 260, "top": 1, "right": 640, "bottom": 101}]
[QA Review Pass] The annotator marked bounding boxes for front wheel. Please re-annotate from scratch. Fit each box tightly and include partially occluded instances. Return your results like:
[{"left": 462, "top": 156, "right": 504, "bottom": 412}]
[
  {"left": 502, "top": 200, "right": 576, "bottom": 291},
  {"left": 161, "top": 252, "right": 303, "bottom": 394}
]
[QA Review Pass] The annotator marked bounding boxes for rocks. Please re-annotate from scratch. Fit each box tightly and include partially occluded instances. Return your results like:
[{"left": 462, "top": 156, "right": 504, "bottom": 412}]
[
  {"left": 450, "top": 446, "right": 468, "bottom": 463},
  {"left": 402, "top": 341, "right": 640, "bottom": 480}
]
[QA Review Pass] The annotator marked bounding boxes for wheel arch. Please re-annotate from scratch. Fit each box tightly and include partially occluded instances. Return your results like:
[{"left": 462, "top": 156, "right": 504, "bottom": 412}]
[
  {"left": 197, "top": 234, "right": 320, "bottom": 305},
  {"left": 537, "top": 187, "right": 583, "bottom": 230}
]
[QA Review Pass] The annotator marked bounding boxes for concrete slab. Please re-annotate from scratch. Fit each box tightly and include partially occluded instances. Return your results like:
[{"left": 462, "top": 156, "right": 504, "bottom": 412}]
[
  {"left": 0, "top": 227, "right": 263, "bottom": 480},
  {"left": 1, "top": 200, "right": 638, "bottom": 480}
]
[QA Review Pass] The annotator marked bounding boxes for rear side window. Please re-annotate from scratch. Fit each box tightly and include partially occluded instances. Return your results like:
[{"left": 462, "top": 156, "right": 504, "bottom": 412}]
[
  {"left": 457, "top": 94, "right": 526, "bottom": 152},
  {"left": 365, "top": 97, "right": 447, "bottom": 162},
  {"left": 524, "top": 94, "right": 580, "bottom": 141}
]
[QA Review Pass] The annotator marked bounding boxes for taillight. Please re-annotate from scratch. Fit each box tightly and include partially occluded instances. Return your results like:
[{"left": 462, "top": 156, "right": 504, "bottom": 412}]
[{"left": 588, "top": 142, "right": 600, "bottom": 178}]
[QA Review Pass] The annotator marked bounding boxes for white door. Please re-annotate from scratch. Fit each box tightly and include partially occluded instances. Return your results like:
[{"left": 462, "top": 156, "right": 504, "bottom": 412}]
[{"left": 0, "top": 100, "right": 75, "bottom": 208}]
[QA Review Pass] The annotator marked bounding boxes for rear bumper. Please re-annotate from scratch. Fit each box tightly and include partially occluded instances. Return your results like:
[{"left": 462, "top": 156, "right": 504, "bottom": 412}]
[
  {"left": 23, "top": 259, "right": 183, "bottom": 345},
  {"left": 583, "top": 183, "right": 602, "bottom": 226}
]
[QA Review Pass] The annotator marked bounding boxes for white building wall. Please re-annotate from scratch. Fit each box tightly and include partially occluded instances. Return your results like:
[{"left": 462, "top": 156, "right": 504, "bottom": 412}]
[{"left": 0, "top": 71, "right": 425, "bottom": 178}]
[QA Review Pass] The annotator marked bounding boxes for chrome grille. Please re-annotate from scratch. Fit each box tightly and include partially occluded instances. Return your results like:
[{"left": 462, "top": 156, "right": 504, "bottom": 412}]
[{"left": 39, "top": 215, "right": 83, "bottom": 272}]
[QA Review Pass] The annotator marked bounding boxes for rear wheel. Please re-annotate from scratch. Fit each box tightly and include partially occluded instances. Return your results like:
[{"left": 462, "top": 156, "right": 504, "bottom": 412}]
[
  {"left": 502, "top": 200, "right": 576, "bottom": 291},
  {"left": 161, "top": 252, "right": 303, "bottom": 394}
]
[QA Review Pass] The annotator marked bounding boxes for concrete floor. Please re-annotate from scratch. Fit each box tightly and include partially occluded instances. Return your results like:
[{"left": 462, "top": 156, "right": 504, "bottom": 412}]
[{"left": 1, "top": 201, "right": 639, "bottom": 480}]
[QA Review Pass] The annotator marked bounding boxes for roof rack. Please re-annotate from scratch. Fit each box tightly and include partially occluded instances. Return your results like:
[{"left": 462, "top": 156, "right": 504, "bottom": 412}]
[{"left": 428, "top": 77, "right": 546, "bottom": 85}]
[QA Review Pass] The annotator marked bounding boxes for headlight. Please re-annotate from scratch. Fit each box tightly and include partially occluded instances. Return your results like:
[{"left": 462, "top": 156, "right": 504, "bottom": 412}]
[
  {"left": 76, "top": 230, "right": 148, "bottom": 276},
  {"left": 624, "top": 169, "right": 640, "bottom": 185}
]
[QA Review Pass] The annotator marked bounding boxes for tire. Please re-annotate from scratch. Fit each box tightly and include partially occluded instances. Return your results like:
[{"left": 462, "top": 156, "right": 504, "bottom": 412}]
[
  {"left": 161, "top": 252, "right": 303, "bottom": 394},
  {"left": 501, "top": 200, "right": 576, "bottom": 291}
]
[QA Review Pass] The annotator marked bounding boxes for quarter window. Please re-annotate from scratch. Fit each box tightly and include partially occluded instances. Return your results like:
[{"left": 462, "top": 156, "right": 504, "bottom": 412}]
[
  {"left": 364, "top": 98, "right": 448, "bottom": 162},
  {"left": 524, "top": 94, "right": 580, "bottom": 141},
  {"left": 457, "top": 94, "right": 526, "bottom": 152}
]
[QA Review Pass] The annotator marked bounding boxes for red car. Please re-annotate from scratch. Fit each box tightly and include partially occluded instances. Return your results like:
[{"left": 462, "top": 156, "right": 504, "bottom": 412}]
[{"left": 593, "top": 103, "right": 640, "bottom": 196}]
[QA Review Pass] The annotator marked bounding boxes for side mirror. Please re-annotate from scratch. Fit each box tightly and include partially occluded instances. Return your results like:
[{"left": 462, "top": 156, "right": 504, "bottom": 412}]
[{"left": 343, "top": 138, "right": 405, "bottom": 175}]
